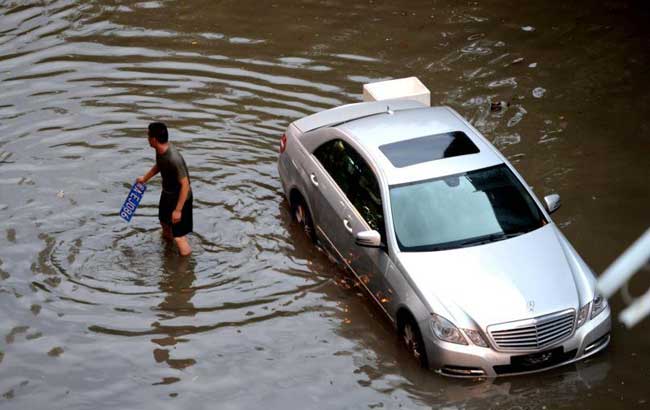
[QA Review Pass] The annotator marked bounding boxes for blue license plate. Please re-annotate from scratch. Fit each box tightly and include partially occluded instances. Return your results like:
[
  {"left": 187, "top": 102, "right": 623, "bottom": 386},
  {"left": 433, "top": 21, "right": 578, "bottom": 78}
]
[{"left": 120, "top": 182, "right": 147, "bottom": 222}]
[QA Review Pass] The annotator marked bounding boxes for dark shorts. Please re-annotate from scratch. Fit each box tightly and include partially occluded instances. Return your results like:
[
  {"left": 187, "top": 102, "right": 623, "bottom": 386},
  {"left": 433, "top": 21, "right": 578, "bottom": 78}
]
[{"left": 159, "top": 191, "right": 193, "bottom": 238}]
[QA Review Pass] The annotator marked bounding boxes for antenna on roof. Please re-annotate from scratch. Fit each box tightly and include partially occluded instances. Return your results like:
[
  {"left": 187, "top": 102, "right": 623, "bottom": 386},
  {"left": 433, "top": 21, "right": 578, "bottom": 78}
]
[{"left": 386, "top": 106, "right": 394, "bottom": 115}]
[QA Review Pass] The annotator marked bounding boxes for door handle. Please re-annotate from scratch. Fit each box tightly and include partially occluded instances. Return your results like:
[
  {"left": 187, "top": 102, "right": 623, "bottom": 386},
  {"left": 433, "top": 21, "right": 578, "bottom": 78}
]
[
  {"left": 310, "top": 173, "right": 319, "bottom": 187},
  {"left": 343, "top": 218, "right": 353, "bottom": 233}
]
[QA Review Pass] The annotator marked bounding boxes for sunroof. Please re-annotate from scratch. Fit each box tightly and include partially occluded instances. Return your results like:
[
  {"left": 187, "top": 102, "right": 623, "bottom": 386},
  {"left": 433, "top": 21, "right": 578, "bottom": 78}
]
[{"left": 379, "top": 131, "right": 480, "bottom": 168}]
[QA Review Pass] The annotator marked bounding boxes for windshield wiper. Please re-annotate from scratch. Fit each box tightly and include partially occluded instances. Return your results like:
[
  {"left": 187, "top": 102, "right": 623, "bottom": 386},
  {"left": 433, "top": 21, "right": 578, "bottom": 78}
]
[
  {"left": 458, "top": 233, "right": 504, "bottom": 248},
  {"left": 405, "top": 231, "right": 530, "bottom": 252},
  {"left": 501, "top": 231, "right": 528, "bottom": 239},
  {"left": 457, "top": 231, "right": 528, "bottom": 248}
]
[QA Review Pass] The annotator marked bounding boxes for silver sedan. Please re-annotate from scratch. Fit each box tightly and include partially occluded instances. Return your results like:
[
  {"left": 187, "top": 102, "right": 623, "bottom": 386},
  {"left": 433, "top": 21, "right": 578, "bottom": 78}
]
[{"left": 278, "top": 99, "right": 611, "bottom": 377}]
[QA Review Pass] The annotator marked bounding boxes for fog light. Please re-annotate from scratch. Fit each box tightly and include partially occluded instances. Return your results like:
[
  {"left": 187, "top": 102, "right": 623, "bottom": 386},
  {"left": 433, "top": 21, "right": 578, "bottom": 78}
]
[{"left": 441, "top": 366, "right": 486, "bottom": 377}]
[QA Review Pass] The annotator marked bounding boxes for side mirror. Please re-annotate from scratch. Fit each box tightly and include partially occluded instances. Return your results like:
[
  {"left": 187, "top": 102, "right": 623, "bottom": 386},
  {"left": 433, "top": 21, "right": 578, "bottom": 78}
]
[
  {"left": 544, "top": 194, "right": 561, "bottom": 214},
  {"left": 355, "top": 230, "right": 381, "bottom": 248}
]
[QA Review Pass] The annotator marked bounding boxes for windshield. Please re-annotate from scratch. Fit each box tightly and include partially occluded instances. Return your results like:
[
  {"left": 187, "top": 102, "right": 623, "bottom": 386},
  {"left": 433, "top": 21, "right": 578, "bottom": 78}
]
[{"left": 390, "top": 164, "right": 546, "bottom": 252}]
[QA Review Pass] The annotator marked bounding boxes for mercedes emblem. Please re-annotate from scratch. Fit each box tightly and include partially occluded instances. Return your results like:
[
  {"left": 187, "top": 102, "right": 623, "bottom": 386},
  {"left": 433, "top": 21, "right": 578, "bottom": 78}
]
[{"left": 528, "top": 300, "right": 535, "bottom": 313}]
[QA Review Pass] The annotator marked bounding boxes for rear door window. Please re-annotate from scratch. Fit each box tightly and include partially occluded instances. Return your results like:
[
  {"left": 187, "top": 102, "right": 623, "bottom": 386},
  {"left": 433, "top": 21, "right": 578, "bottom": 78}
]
[{"left": 313, "top": 139, "right": 352, "bottom": 195}]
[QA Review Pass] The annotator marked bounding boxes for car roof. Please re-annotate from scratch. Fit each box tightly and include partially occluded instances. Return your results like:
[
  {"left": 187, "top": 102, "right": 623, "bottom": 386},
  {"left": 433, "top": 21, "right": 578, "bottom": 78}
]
[{"left": 334, "top": 106, "right": 504, "bottom": 186}]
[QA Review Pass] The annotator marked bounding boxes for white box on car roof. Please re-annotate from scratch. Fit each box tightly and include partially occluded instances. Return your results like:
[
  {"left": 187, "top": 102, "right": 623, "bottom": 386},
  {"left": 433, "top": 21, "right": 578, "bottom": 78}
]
[{"left": 363, "top": 77, "right": 431, "bottom": 107}]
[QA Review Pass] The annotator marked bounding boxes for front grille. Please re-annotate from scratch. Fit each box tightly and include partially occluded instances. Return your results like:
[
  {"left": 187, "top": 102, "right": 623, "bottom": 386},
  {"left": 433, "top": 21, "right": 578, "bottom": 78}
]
[{"left": 488, "top": 309, "right": 576, "bottom": 351}]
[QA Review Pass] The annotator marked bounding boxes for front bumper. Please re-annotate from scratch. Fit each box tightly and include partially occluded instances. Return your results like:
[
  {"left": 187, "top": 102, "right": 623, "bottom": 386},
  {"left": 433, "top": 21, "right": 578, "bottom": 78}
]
[{"left": 423, "top": 305, "right": 612, "bottom": 378}]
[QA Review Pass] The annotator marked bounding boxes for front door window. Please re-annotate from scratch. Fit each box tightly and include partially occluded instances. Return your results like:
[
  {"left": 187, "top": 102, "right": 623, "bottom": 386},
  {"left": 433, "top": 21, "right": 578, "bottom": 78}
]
[{"left": 314, "top": 139, "right": 385, "bottom": 240}]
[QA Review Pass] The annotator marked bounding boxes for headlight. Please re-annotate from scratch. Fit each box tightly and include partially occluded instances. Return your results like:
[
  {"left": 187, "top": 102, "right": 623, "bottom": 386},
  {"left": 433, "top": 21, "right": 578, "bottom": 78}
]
[
  {"left": 431, "top": 314, "right": 467, "bottom": 345},
  {"left": 463, "top": 328, "right": 489, "bottom": 348},
  {"left": 576, "top": 302, "right": 591, "bottom": 328},
  {"left": 591, "top": 292, "right": 607, "bottom": 319}
]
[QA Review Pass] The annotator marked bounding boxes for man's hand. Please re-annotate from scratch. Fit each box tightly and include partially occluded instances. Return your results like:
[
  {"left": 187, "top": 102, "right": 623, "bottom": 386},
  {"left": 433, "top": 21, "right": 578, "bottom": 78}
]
[
  {"left": 172, "top": 209, "right": 182, "bottom": 224},
  {"left": 138, "top": 165, "right": 159, "bottom": 185},
  {"left": 172, "top": 176, "right": 190, "bottom": 225}
]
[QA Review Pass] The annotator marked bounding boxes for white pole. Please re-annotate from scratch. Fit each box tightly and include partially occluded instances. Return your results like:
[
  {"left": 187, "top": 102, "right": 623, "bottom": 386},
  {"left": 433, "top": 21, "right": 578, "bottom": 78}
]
[
  {"left": 598, "top": 228, "right": 650, "bottom": 298},
  {"left": 620, "top": 290, "right": 650, "bottom": 328}
]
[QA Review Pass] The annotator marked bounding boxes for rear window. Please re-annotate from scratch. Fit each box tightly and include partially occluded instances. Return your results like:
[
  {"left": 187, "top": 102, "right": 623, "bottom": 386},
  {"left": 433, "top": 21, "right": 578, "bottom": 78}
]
[{"left": 379, "top": 131, "right": 480, "bottom": 168}]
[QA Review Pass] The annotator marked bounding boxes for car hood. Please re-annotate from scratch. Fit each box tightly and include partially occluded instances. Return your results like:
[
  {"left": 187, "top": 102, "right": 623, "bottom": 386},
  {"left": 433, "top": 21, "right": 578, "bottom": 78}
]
[{"left": 396, "top": 224, "right": 580, "bottom": 330}]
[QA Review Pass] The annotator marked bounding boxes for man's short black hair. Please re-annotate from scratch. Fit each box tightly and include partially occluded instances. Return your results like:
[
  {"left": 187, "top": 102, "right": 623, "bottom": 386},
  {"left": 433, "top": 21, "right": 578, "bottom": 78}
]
[{"left": 148, "top": 122, "right": 168, "bottom": 143}]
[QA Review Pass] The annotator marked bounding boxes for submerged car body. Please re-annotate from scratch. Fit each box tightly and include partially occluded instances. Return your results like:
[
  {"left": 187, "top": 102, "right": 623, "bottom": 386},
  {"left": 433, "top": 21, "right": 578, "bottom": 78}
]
[{"left": 278, "top": 98, "right": 611, "bottom": 377}]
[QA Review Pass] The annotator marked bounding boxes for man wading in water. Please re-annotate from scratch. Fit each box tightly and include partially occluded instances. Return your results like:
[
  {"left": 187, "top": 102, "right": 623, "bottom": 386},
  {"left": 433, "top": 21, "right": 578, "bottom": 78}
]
[{"left": 137, "top": 122, "right": 193, "bottom": 256}]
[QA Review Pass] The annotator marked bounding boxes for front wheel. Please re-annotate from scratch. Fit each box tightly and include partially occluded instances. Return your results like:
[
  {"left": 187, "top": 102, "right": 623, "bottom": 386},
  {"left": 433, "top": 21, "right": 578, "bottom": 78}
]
[
  {"left": 399, "top": 317, "right": 428, "bottom": 368},
  {"left": 292, "top": 198, "right": 315, "bottom": 243}
]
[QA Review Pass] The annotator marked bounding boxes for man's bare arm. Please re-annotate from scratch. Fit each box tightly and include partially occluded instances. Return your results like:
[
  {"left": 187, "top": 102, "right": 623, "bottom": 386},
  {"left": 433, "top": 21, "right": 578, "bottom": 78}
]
[
  {"left": 137, "top": 164, "right": 159, "bottom": 184},
  {"left": 172, "top": 176, "right": 190, "bottom": 224}
]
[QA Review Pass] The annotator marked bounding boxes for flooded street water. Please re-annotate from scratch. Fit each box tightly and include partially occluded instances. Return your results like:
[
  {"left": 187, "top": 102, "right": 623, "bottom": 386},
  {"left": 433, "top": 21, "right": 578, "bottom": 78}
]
[{"left": 1, "top": 0, "right": 649, "bottom": 408}]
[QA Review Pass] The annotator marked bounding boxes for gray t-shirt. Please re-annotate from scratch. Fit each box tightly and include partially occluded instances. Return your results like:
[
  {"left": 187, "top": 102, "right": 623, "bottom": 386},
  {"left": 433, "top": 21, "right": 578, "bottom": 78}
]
[{"left": 156, "top": 143, "right": 190, "bottom": 194}]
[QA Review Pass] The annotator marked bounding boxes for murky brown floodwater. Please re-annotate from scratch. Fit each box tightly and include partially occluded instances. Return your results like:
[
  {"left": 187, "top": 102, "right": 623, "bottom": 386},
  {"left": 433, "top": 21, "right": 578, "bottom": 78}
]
[{"left": 1, "top": 0, "right": 649, "bottom": 408}]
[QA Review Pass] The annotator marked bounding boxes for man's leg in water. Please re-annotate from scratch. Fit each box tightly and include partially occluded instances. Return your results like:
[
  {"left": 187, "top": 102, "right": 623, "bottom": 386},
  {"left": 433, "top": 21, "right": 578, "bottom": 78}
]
[
  {"left": 174, "top": 235, "right": 191, "bottom": 256},
  {"left": 161, "top": 222, "right": 173, "bottom": 240}
]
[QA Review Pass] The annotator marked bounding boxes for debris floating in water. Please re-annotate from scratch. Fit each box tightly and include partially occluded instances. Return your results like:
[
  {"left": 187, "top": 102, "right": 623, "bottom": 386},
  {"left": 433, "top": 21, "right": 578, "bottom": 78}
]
[
  {"left": 490, "top": 101, "right": 510, "bottom": 112},
  {"left": 533, "top": 87, "right": 546, "bottom": 98},
  {"left": 529, "top": 62, "right": 538, "bottom": 68},
  {"left": 56, "top": 190, "right": 64, "bottom": 198},
  {"left": 493, "top": 133, "right": 522, "bottom": 147},
  {"left": 48, "top": 346, "right": 64, "bottom": 357},
  {"left": 522, "top": 26, "right": 535, "bottom": 32}
]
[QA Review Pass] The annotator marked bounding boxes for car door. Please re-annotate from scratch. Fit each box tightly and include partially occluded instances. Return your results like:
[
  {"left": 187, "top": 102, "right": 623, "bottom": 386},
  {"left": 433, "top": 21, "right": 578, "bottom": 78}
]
[
  {"left": 336, "top": 143, "right": 399, "bottom": 319},
  {"left": 306, "top": 139, "right": 355, "bottom": 257},
  {"left": 312, "top": 138, "right": 397, "bottom": 319}
]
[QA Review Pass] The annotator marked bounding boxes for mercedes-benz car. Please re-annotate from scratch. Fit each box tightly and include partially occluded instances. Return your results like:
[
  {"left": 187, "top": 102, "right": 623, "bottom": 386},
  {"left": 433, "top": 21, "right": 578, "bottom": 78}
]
[{"left": 277, "top": 97, "right": 611, "bottom": 377}]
